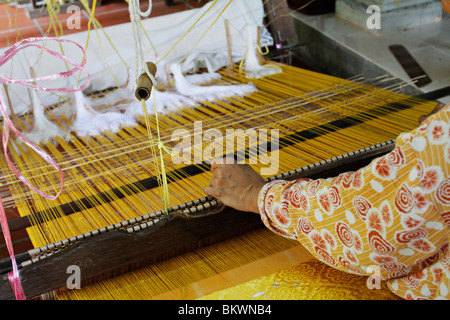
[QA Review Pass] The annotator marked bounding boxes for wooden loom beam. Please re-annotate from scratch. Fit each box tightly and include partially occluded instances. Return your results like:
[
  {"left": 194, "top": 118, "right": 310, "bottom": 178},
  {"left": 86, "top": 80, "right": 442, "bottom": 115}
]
[{"left": 0, "top": 207, "right": 263, "bottom": 300}]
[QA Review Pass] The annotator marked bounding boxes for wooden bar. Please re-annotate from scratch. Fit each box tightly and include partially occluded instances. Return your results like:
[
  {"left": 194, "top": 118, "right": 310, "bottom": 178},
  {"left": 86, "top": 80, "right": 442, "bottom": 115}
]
[{"left": 0, "top": 207, "right": 263, "bottom": 300}]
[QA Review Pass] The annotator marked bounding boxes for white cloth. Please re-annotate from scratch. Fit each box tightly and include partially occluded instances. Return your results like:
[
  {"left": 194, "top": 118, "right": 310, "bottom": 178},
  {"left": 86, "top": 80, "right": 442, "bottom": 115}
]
[{"left": 0, "top": 0, "right": 271, "bottom": 112}]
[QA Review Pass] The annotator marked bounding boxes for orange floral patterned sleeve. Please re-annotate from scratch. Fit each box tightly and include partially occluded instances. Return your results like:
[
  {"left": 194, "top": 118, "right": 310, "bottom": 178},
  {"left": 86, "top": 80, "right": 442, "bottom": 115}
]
[{"left": 258, "top": 104, "right": 450, "bottom": 300}]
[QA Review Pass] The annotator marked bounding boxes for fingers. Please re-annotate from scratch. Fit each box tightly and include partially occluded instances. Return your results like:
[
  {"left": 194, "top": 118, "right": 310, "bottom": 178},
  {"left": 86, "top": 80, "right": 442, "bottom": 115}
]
[
  {"left": 210, "top": 162, "right": 231, "bottom": 178},
  {"left": 210, "top": 160, "right": 218, "bottom": 172},
  {"left": 204, "top": 175, "right": 220, "bottom": 198},
  {"left": 205, "top": 162, "right": 265, "bottom": 213},
  {"left": 419, "top": 103, "right": 446, "bottom": 124},
  {"left": 418, "top": 115, "right": 428, "bottom": 124},
  {"left": 204, "top": 181, "right": 222, "bottom": 199},
  {"left": 203, "top": 185, "right": 214, "bottom": 197},
  {"left": 434, "top": 103, "right": 446, "bottom": 113},
  {"left": 205, "top": 162, "right": 233, "bottom": 199}
]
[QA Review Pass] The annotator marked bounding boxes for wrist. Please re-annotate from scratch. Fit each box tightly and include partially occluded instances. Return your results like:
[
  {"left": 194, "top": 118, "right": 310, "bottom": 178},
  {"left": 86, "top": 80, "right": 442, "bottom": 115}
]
[{"left": 249, "top": 181, "right": 265, "bottom": 214}]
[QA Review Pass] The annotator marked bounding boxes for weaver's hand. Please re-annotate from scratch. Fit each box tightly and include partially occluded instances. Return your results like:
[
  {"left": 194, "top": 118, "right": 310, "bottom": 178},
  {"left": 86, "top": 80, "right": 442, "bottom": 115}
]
[
  {"left": 419, "top": 103, "right": 447, "bottom": 124},
  {"left": 204, "top": 161, "right": 266, "bottom": 214}
]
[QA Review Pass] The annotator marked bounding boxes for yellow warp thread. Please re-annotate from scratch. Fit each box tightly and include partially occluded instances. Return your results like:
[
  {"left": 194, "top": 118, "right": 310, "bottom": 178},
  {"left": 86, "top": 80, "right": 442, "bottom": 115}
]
[
  {"left": 3, "top": 63, "right": 436, "bottom": 248},
  {"left": 81, "top": 0, "right": 130, "bottom": 70},
  {"left": 43, "top": 0, "right": 64, "bottom": 37},
  {"left": 178, "top": 0, "right": 233, "bottom": 65},
  {"left": 257, "top": 44, "right": 269, "bottom": 56},
  {"left": 156, "top": 0, "right": 220, "bottom": 65},
  {"left": 79, "top": 0, "right": 97, "bottom": 59}
]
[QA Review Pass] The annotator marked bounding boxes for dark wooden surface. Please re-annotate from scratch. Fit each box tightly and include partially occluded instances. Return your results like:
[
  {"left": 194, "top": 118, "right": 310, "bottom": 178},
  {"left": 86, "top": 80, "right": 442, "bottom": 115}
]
[{"left": 0, "top": 208, "right": 263, "bottom": 300}]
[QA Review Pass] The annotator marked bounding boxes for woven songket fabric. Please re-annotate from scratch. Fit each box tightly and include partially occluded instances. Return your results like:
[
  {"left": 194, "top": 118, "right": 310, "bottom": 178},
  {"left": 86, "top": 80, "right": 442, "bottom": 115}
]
[{"left": 257, "top": 105, "right": 450, "bottom": 300}]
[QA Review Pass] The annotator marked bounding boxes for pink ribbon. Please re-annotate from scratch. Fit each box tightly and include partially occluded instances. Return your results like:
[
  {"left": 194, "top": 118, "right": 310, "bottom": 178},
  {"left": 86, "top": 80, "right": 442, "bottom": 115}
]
[{"left": 0, "top": 37, "right": 90, "bottom": 299}]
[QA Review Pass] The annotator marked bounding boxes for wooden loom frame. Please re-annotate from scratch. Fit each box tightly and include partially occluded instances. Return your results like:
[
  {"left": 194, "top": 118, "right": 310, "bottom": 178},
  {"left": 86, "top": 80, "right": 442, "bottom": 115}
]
[
  {"left": 0, "top": 140, "right": 394, "bottom": 300},
  {"left": 0, "top": 83, "right": 448, "bottom": 300}
]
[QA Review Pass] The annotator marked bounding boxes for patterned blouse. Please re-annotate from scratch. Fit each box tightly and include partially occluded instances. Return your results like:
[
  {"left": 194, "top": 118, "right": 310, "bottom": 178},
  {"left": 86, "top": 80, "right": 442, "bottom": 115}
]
[{"left": 258, "top": 104, "right": 450, "bottom": 300}]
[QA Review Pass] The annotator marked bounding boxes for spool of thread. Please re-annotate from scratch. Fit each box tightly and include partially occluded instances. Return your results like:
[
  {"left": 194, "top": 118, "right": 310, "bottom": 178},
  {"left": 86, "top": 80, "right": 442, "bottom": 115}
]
[{"left": 135, "top": 62, "right": 157, "bottom": 101}]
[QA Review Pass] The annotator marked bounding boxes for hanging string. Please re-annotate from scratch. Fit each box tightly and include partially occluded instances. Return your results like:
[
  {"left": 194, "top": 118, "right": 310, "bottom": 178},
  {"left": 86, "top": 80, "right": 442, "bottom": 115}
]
[
  {"left": 81, "top": 0, "right": 98, "bottom": 52},
  {"left": 78, "top": 0, "right": 125, "bottom": 88},
  {"left": 128, "top": 0, "right": 171, "bottom": 212},
  {"left": 178, "top": 0, "right": 233, "bottom": 65},
  {"left": 128, "top": 0, "right": 156, "bottom": 87},
  {"left": 0, "top": 37, "right": 90, "bottom": 299},
  {"left": 155, "top": 0, "right": 220, "bottom": 65},
  {"left": 141, "top": 94, "right": 171, "bottom": 212},
  {"left": 0, "top": 194, "right": 24, "bottom": 299}
]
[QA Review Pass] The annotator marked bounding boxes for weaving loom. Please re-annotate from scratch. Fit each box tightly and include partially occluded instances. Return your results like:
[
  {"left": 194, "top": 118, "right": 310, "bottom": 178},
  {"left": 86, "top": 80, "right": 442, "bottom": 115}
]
[{"left": 0, "top": 0, "right": 447, "bottom": 300}]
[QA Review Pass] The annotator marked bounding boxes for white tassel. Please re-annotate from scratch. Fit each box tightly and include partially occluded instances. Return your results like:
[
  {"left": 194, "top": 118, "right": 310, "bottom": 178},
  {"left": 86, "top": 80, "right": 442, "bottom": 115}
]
[
  {"left": 71, "top": 91, "right": 136, "bottom": 137},
  {"left": 24, "top": 90, "right": 70, "bottom": 145},
  {"left": 185, "top": 72, "right": 221, "bottom": 84},
  {"left": 170, "top": 64, "right": 257, "bottom": 102},
  {"left": 86, "top": 69, "right": 135, "bottom": 107},
  {"left": 243, "top": 25, "right": 281, "bottom": 79},
  {"left": 53, "top": 69, "right": 135, "bottom": 119}
]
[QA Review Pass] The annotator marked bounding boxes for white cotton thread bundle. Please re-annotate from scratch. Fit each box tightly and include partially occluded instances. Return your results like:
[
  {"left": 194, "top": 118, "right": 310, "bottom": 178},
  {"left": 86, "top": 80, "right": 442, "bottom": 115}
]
[
  {"left": 53, "top": 69, "right": 135, "bottom": 121},
  {"left": 24, "top": 90, "right": 70, "bottom": 144},
  {"left": 126, "top": 88, "right": 196, "bottom": 116},
  {"left": 71, "top": 91, "right": 136, "bottom": 137},
  {"left": 170, "top": 64, "right": 257, "bottom": 102},
  {"left": 243, "top": 25, "right": 281, "bottom": 79},
  {"left": 87, "top": 69, "right": 135, "bottom": 107},
  {"left": 185, "top": 72, "right": 222, "bottom": 84}
]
